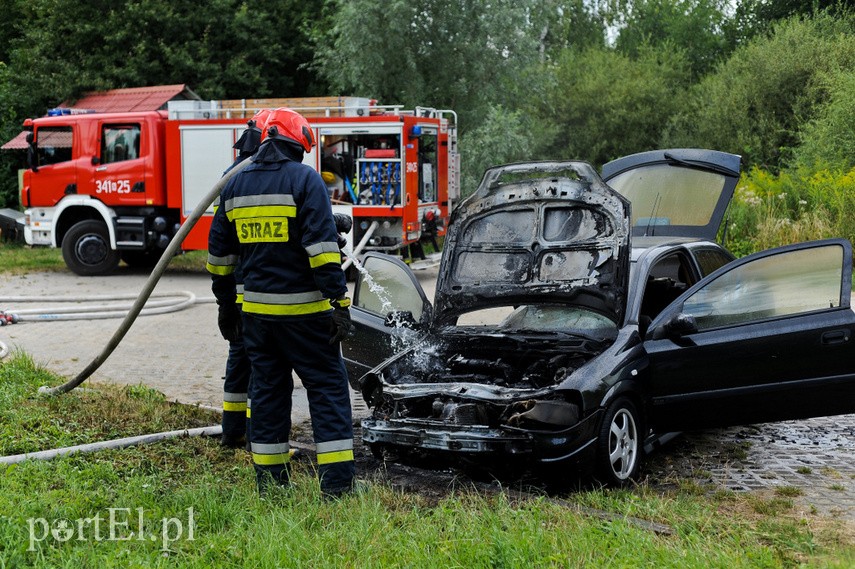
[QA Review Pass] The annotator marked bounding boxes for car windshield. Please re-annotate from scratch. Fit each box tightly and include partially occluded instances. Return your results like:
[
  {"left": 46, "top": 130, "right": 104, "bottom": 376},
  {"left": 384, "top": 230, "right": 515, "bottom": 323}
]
[{"left": 455, "top": 304, "right": 618, "bottom": 337}]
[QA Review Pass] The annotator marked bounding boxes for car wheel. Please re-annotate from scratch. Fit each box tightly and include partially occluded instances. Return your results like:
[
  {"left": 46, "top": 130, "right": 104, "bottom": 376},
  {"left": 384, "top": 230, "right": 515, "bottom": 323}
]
[
  {"left": 595, "top": 397, "right": 642, "bottom": 487},
  {"left": 61, "top": 220, "right": 120, "bottom": 276}
]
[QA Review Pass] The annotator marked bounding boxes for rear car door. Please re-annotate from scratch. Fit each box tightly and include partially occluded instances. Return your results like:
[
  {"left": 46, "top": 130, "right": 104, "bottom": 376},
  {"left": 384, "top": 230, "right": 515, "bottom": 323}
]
[
  {"left": 643, "top": 239, "right": 855, "bottom": 432},
  {"left": 341, "top": 253, "right": 432, "bottom": 386}
]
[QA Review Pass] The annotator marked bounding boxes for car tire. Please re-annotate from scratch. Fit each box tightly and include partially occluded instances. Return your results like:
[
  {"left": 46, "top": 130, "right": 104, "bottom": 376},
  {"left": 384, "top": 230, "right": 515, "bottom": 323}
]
[
  {"left": 595, "top": 397, "right": 642, "bottom": 487},
  {"left": 61, "top": 220, "right": 120, "bottom": 276}
]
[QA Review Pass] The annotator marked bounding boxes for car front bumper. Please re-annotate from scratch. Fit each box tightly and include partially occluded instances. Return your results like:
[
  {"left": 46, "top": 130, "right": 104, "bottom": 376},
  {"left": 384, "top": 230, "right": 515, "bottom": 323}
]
[{"left": 361, "top": 409, "right": 602, "bottom": 463}]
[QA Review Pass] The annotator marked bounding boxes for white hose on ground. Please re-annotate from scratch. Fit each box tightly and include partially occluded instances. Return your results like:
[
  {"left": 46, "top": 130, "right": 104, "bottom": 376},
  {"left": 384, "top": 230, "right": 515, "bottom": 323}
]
[
  {"left": 1, "top": 291, "right": 216, "bottom": 321},
  {"left": 341, "top": 220, "right": 378, "bottom": 271},
  {"left": 0, "top": 339, "right": 8, "bottom": 360},
  {"left": 37, "top": 157, "right": 252, "bottom": 396},
  {"left": 0, "top": 426, "right": 223, "bottom": 465}
]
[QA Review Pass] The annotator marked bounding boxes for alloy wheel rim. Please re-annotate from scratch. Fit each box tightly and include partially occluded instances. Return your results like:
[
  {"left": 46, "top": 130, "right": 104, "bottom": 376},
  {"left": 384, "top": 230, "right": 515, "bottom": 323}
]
[{"left": 608, "top": 408, "right": 638, "bottom": 479}]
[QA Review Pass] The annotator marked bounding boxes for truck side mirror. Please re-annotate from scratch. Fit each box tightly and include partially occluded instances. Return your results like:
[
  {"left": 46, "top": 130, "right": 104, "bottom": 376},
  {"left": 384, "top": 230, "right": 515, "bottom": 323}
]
[
  {"left": 27, "top": 145, "right": 37, "bottom": 172},
  {"left": 91, "top": 156, "right": 100, "bottom": 166}
]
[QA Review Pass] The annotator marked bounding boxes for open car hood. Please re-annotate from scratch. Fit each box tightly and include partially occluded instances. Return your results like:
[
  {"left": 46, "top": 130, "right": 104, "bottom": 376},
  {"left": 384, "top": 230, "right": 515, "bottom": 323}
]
[{"left": 433, "top": 161, "right": 631, "bottom": 326}]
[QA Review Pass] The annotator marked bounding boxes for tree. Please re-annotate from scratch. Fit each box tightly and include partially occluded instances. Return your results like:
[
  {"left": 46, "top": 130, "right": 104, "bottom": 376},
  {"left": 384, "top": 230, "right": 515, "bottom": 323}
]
[
  {"left": 533, "top": 44, "right": 692, "bottom": 167},
  {"left": 794, "top": 71, "right": 855, "bottom": 171},
  {"left": 313, "top": 0, "right": 552, "bottom": 128},
  {"left": 458, "top": 105, "right": 540, "bottom": 195},
  {"left": 664, "top": 12, "right": 855, "bottom": 170},
  {"left": 607, "top": 0, "right": 734, "bottom": 78},
  {"left": 0, "top": 0, "right": 329, "bottom": 207}
]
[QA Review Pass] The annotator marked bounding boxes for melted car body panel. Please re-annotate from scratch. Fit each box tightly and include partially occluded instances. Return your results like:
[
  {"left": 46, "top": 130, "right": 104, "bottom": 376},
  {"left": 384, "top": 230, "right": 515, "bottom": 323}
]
[{"left": 434, "top": 161, "right": 631, "bottom": 326}]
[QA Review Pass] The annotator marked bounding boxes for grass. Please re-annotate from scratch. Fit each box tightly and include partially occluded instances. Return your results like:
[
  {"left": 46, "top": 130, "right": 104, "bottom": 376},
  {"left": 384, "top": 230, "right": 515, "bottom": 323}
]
[
  {"left": 0, "top": 354, "right": 854, "bottom": 567},
  {"left": 0, "top": 242, "right": 207, "bottom": 275}
]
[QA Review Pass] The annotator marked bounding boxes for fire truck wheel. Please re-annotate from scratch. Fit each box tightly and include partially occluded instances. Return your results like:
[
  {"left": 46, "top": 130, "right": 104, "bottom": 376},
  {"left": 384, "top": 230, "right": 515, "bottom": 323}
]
[{"left": 61, "top": 220, "right": 120, "bottom": 276}]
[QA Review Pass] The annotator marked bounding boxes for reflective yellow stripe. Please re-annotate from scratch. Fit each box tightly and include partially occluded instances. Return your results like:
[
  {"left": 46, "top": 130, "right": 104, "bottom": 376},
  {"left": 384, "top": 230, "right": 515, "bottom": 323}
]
[
  {"left": 223, "top": 401, "right": 247, "bottom": 412},
  {"left": 242, "top": 299, "right": 332, "bottom": 316},
  {"left": 246, "top": 407, "right": 251, "bottom": 418},
  {"left": 206, "top": 262, "right": 235, "bottom": 276},
  {"left": 226, "top": 205, "right": 296, "bottom": 221},
  {"left": 308, "top": 252, "right": 342, "bottom": 268},
  {"left": 317, "top": 449, "right": 354, "bottom": 465},
  {"left": 236, "top": 293, "right": 244, "bottom": 304},
  {"left": 252, "top": 452, "right": 290, "bottom": 466}
]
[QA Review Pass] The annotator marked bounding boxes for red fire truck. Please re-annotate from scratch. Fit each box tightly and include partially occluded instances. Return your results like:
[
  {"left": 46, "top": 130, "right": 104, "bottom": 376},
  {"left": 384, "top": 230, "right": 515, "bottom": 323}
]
[{"left": 19, "top": 97, "right": 458, "bottom": 275}]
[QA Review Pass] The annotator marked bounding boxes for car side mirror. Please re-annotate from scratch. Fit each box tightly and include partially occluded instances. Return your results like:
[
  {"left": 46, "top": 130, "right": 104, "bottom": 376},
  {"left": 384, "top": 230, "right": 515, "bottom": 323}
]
[
  {"left": 664, "top": 313, "right": 698, "bottom": 337},
  {"left": 91, "top": 156, "right": 100, "bottom": 166},
  {"left": 384, "top": 310, "right": 419, "bottom": 329}
]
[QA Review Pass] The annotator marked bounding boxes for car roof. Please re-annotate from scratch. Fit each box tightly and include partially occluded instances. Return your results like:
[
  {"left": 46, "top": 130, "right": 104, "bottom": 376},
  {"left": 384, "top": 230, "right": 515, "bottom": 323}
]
[{"left": 631, "top": 236, "right": 711, "bottom": 261}]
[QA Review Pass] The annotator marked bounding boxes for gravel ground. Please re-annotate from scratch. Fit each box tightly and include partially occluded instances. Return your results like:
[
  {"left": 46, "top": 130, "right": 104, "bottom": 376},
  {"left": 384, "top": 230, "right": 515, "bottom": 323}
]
[{"left": 1, "top": 265, "right": 853, "bottom": 523}]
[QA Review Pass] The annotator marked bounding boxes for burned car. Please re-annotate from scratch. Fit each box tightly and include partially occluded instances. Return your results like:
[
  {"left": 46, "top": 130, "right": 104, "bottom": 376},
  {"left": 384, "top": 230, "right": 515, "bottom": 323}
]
[{"left": 342, "top": 149, "right": 855, "bottom": 486}]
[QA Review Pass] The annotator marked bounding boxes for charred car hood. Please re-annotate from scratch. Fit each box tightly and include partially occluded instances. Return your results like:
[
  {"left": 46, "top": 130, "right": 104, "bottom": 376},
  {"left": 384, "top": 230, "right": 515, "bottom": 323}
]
[{"left": 434, "top": 161, "right": 631, "bottom": 326}]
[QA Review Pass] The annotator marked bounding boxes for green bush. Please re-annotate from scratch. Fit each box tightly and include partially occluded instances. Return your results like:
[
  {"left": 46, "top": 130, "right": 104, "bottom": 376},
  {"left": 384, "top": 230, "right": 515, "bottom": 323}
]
[
  {"left": 725, "top": 166, "right": 855, "bottom": 257},
  {"left": 665, "top": 12, "right": 855, "bottom": 171},
  {"left": 795, "top": 70, "right": 855, "bottom": 171}
]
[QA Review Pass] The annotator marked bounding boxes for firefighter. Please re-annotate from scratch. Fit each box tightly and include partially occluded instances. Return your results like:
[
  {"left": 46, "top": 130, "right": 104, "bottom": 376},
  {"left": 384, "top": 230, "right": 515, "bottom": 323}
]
[
  {"left": 207, "top": 107, "right": 355, "bottom": 496},
  {"left": 212, "top": 110, "right": 269, "bottom": 447},
  {"left": 212, "top": 109, "right": 272, "bottom": 449}
]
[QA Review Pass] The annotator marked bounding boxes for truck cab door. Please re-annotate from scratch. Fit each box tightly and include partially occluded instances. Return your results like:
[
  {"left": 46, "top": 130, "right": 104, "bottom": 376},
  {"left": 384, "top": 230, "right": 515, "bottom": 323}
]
[
  {"left": 87, "top": 123, "right": 148, "bottom": 205},
  {"left": 342, "top": 253, "right": 432, "bottom": 387},
  {"left": 28, "top": 126, "right": 77, "bottom": 206}
]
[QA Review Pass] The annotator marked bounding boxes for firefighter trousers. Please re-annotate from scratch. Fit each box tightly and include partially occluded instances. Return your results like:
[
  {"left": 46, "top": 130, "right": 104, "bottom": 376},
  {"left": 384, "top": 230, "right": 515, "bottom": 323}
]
[
  {"left": 243, "top": 312, "right": 355, "bottom": 493},
  {"left": 222, "top": 337, "right": 251, "bottom": 440}
]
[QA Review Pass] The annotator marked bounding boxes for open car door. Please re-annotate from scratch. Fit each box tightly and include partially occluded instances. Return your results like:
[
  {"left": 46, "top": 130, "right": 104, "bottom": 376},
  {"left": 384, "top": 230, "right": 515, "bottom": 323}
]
[
  {"left": 341, "top": 253, "right": 432, "bottom": 387},
  {"left": 644, "top": 239, "right": 855, "bottom": 432}
]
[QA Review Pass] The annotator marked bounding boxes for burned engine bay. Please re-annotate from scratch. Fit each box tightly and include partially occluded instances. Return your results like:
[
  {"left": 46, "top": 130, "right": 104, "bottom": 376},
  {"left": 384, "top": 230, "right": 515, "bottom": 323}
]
[{"left": 362, "top": 330, "right": 613, "bottom": 432}]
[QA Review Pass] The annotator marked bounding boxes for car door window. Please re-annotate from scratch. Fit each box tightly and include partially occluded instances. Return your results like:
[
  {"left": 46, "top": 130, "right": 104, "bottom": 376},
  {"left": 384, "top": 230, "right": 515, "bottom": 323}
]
[
  {"left": 694, "top": 248, "right": 734, "bottom": 277},
  {"left": 682, "top": 244, "right": 844, "bottom": 330},
  {"left": 356, "top": 256, "right": 426, "bottom": 320},
  {"left": 640, "top": 252, "right": 696, "bottom": 324}
]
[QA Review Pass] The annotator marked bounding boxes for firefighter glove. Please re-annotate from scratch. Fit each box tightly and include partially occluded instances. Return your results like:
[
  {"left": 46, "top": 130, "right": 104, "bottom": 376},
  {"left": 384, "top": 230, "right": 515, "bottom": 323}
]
[
  {"left": 333, "top": 213, "right": 353, "bottom": 235},
  {"left": 218, "top": 302, "right": 242, "bottom": 342},
  {"left": 329, "top": 297, "right": 353, "bottom": 345}
]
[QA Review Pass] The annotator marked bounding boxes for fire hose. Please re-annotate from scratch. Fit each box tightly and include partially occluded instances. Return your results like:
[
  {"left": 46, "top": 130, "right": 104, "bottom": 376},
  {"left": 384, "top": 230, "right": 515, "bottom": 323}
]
[
  {"left": 35, "top": 157, "right": 252, "bottom": 396},
  {"left": 341, "top": 221, "right": 378, "bottom": 271},
  {"left": 0, "top": 291, "right": 211, "bottom": 322}
]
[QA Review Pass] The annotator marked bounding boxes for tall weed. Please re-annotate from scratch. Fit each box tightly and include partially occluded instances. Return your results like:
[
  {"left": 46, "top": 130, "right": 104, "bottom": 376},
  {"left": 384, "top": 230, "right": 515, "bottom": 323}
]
[{"left": 725, "top": 166, "right": 855, "bottom": 257}]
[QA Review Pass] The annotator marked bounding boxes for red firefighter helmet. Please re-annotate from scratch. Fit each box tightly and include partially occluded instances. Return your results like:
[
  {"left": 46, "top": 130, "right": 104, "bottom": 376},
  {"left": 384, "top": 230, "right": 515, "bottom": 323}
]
[
  {"left": 249, "top": 108, "right": 273, "bottom": 139},
  {"left": 262, "top": 107, "right": 315, "bottom": 153}
]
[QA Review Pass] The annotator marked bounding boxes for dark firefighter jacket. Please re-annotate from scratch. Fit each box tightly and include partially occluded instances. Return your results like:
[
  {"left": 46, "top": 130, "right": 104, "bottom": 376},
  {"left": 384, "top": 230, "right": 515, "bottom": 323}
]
[{"left": 207, "top": 140, "right": 347, "bottom": 316}]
